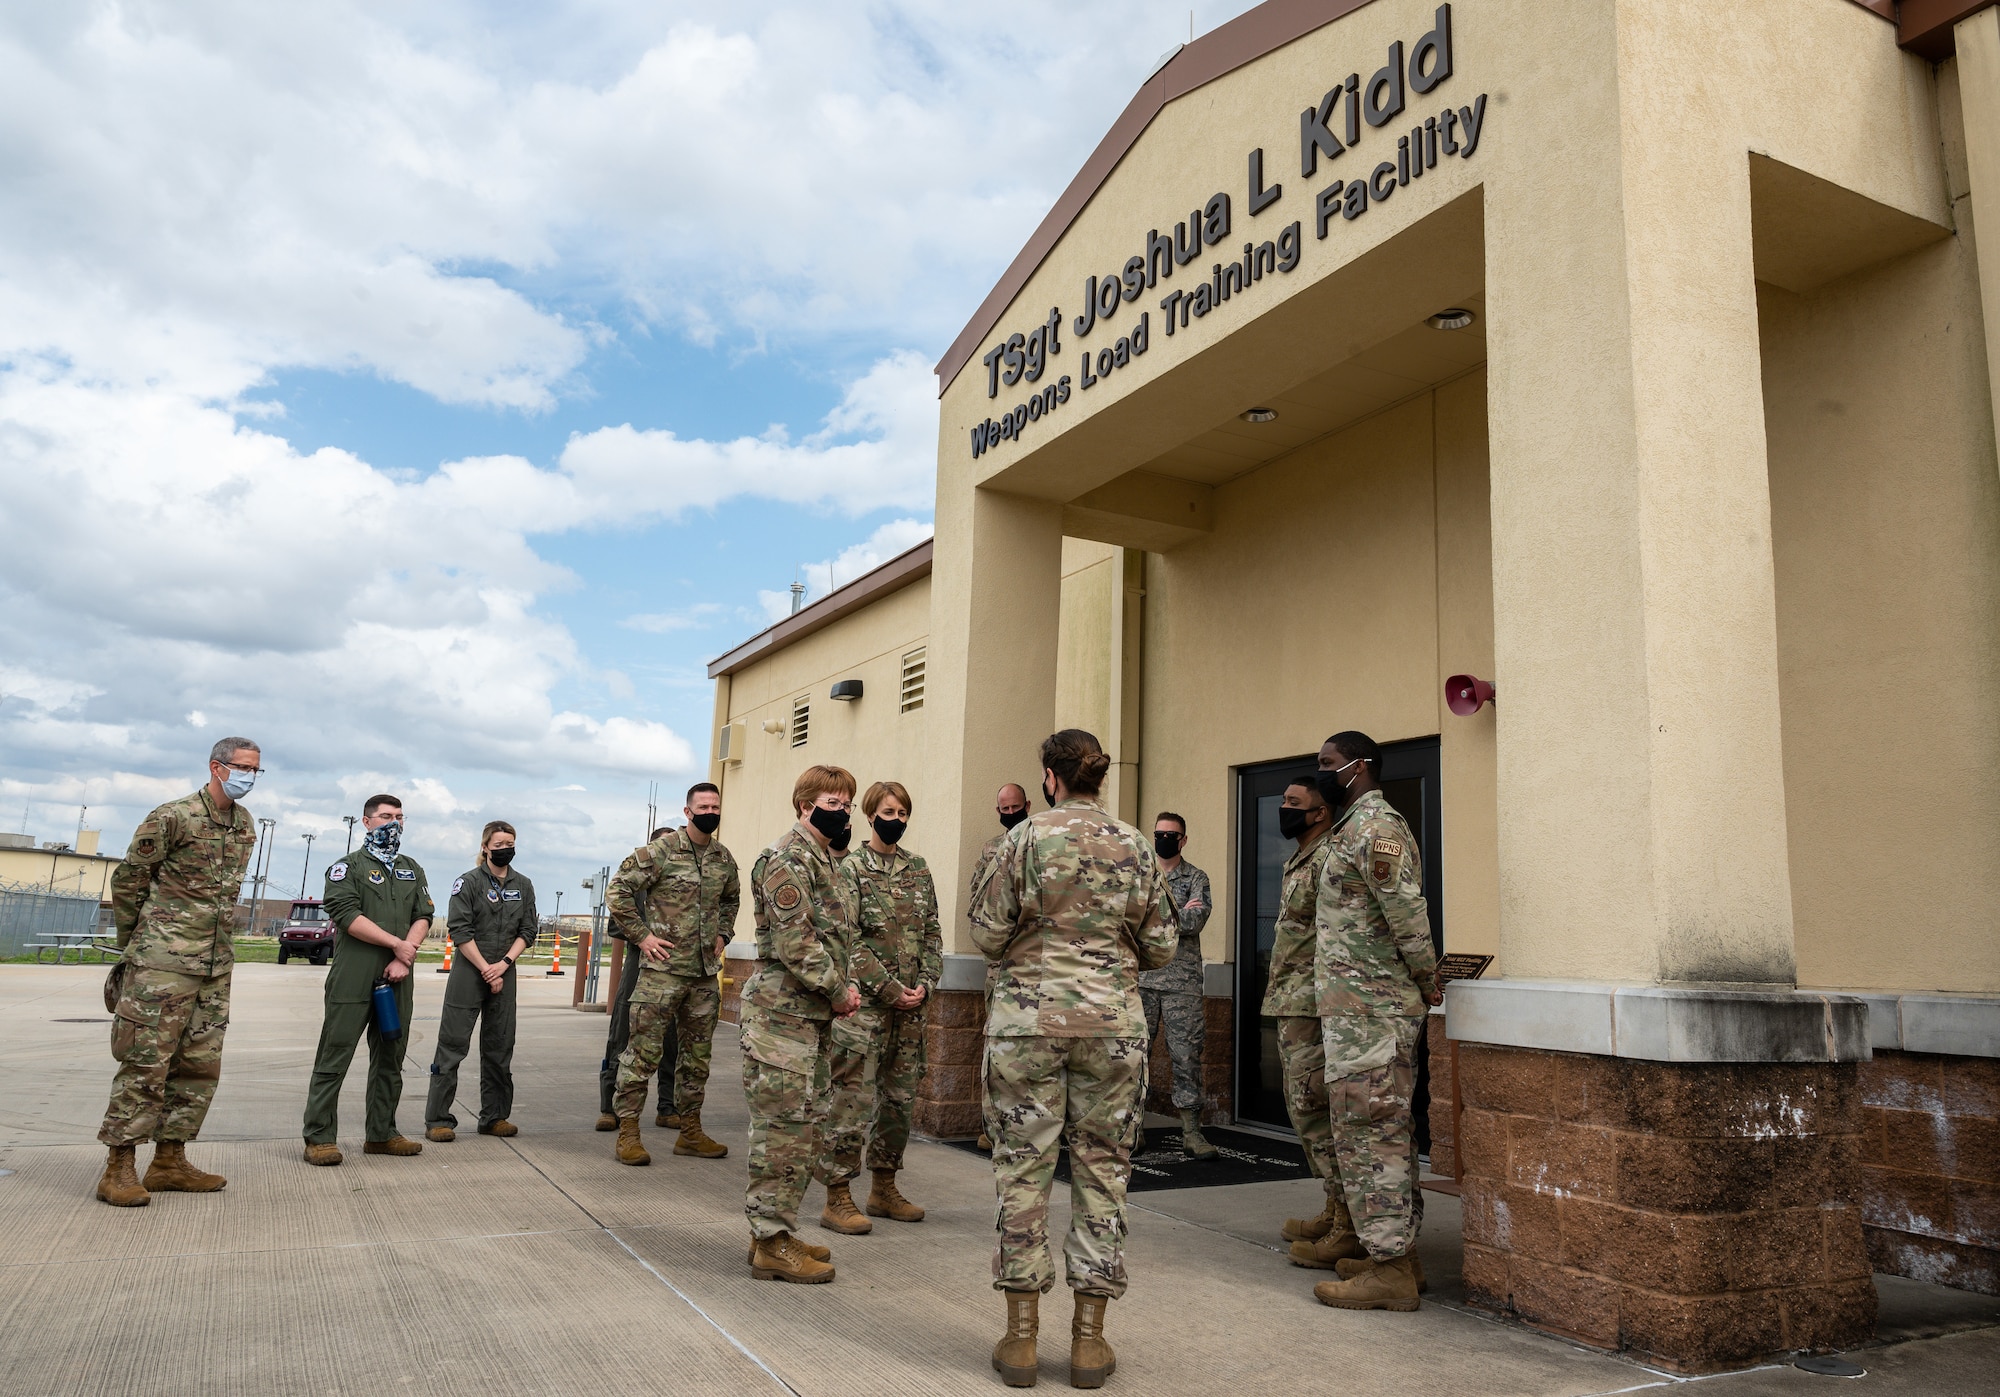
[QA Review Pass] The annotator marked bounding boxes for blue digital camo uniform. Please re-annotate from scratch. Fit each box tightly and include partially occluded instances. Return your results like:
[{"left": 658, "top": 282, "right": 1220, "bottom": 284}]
[{"left": 1314, "top": 789, "right": 1438, "bottom": 1261}]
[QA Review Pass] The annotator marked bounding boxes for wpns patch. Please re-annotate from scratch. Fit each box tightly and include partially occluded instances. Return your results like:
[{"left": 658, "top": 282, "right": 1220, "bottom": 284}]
[{"left": 328, "top": 863, "right": 348, "bottom": 882}]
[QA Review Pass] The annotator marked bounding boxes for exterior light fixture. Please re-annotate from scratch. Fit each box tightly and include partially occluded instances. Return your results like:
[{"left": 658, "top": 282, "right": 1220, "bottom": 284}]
[
  {"left": 1426, "top": 308, "right": 1476, "bottom": 331},
  {"left": 830, "top": 679, "right": 863, "bottom": 702},
  {"left": 1241, "top": 407, "right": 1278, "bottom": 423}
]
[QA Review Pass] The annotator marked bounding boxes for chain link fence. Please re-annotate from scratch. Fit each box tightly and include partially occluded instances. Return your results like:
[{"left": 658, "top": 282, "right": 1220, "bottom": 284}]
[{"left": 0, "top": 880, "right": 105, "bottom": 958}]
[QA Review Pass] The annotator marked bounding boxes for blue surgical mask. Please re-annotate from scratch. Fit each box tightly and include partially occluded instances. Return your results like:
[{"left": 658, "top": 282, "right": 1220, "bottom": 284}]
[
  {"left": 220, "top": 768, "right": 256, "bottom": 801},
  {"left": 365, "top": 820, "right": 402, "bottom": 860}
]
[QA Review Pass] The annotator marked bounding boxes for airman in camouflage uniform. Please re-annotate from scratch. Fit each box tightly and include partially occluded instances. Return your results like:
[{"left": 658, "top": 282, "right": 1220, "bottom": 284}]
[
  {"left": 1308, "top": 733, "right": 1439, "bottom": 1312},
  {"left": 971, "top": 731, "right": 1177, "bottom": 1387},
  {"left": 607, "top": 793, "right": 738, "bottom": 1165},
  {"left": 1264, "top": 782, "right": 1349, "bottom": 1255},
  {"left": 1138, "top": 815, "right": 1215, "bottom": 1159},
  {"left": 972, "top": 783, "right": 1031, "bottom": 1153},
  {"left": 742, "top": 767, "right": 860, "bottom": 1284},
  {"left": 597, "top": 831, "right": 680, "bottom": 1132},
  {"left": 95, "top": 738, "right": 262, "bottom": 1206},
  {"left": 817, "top": 789, "right": 942, "bottom": 1230}
]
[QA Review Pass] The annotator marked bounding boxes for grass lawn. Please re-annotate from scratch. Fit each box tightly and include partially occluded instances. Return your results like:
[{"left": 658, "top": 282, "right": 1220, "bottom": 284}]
[{"left": 8, "top": 933, "right": 586, "bottom": 969}]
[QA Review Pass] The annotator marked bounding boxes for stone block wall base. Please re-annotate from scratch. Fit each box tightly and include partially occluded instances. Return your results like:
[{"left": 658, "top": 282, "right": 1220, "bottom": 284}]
[
  {"left": 1143, "top": 996, "right": 1235, "bottom": 1126},
  {"left": 1858, "top": 1049, "right": 2000, "bottom": 1294},
  {"left": 1454, "top": 1042, "right": 1875, "bottom": 1372},
  {"left": 915, "top": 989, "right": 988, "bottom": 1138}
]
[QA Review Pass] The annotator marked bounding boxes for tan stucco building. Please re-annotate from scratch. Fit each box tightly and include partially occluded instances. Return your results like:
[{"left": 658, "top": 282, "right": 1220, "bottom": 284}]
[{"left": 709, "top": 0, "right": 2000, "bottom": 1368}]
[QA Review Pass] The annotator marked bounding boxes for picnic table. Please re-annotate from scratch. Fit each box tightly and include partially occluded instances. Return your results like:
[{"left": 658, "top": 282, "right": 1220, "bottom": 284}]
[{"left": 28, "top": 932, "right": 120, "bottom": 965}]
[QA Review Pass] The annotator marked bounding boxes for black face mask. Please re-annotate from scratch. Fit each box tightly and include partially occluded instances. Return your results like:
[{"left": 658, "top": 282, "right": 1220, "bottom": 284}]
[
  {"left": 1314, "top": 769, "right": 1348, "bottom": 808},
  {"left": 1042, "top": 779, "right": 1058, "bottom": 808},
  {"left": 830, "top": 823, "right": 853, "bottom": 852},
  {"left": 998, "top": 808, "right": 1029, "bottom": 830},
  {"left": 1153, "top": 830, "right": 1183, "bottom": 860},
  {"left": 1276, "top": 806, "right": 1316, "bottom": 841},
  {"left": 872, "top": 817, "right": 907, "bottom": 847},
  {"left": 488, "top": 846, "right": 516, "bottom": 867},
  {"left": 809, "top": 805, "right": 850, "bottom": 844},
  {"left": 690, "top": 812, "right": 721, "bottom": 835}
]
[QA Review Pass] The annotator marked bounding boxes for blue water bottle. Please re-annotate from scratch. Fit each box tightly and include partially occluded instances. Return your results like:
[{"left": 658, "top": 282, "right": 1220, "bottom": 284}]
[{"left": 371, "top": 977, "right": 402, "bottom": 1039}]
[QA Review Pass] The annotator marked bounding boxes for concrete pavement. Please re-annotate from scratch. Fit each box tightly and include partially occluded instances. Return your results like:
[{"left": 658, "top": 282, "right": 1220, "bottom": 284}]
[{"left": 1, "top": 963, "right": 1994, "bottom": 1396}]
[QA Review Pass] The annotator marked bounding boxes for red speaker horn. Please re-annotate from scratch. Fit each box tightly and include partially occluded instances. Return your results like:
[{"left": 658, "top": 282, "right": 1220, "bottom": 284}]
[{"left": 1445, "top": 674, "right": 1495, "bottom": 716}]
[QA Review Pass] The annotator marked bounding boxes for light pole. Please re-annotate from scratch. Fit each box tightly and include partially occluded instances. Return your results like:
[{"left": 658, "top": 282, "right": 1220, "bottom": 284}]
[
  {"left": 249, "top": 818, "right": 275, "bottom": 933},
  {"left": 342, "top": 814, "right": 357, "bottom": 853},
  {"left": 299, "top": 831, "right": 316, "bottom": 903}
]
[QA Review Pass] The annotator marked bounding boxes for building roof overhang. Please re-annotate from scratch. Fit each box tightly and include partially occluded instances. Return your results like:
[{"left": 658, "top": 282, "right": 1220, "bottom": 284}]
[
  {"left": 933, "top": 0, "right": 1929, "bottom": 397},
  {"left": 706, "top": 539, "right": 933, "bottom": 679}
]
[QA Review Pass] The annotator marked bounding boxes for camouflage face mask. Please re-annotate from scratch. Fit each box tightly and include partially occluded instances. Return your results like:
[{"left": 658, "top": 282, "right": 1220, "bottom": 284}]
[{"left": 365, "top": 820, "right": 403, "bottom": 861}]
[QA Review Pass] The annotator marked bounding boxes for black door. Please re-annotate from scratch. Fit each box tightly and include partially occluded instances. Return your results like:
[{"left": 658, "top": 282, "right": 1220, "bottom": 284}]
[{"left": 1233, "top": 737, "right": 1443, "bottom": 1146}]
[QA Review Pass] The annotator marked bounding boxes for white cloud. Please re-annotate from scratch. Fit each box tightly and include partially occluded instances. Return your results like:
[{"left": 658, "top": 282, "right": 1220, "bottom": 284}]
[{"left": 757, "top": 516, "right": 935, "bottom": 623}]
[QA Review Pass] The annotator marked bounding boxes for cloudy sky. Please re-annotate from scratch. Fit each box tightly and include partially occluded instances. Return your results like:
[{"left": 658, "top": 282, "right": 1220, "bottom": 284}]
[{"left": 0, "top": 1, "right": 1262, "bottom": 902}]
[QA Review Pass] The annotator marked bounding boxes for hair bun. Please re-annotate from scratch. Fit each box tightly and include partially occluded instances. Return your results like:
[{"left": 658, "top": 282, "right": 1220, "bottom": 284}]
[{"left": 1082, "top": 752, "right": 1112, "bottom": 779}]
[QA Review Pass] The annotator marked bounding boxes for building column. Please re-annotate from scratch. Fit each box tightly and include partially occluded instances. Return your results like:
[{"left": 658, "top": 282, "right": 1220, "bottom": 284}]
[
  {"left": 916, "top": 479, "right": 1063, "bottom": 1139},
  {"left": 1451, "top": 6, "right": 1871, "bottom": 1368},
  {"left": 1103, "top": 548, "right": 1145, "bottom": 826},
  {"left": 1956, "top": 7, "right": 2000, "bottom": 470}
]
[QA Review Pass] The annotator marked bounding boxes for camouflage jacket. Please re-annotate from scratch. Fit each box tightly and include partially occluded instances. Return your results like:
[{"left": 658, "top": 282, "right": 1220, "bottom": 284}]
[
  {"left": 969, "top": 829, "right": 1012, "bottom": 994},
  {"left": 743, "top": 823, "right": 853, "bottom": 1019},
  {"left": 446, "top": 865, "right": 539, "bottom": 959},
  {"left": 1137, "top": 859, "right": 1211, "bottom": 995},
  {"left": 969, "top": 797, "right": 1178, "bottom": 1038},
  {"left": 844, "top": 843, "right": 943, "bottom": 1005},
  {"left": 1262, "top": 828, "right": 1333, "bottom": 1017},
  {"left": 323, "top": 847, "right": 435, "bottom": 1004},
  {"left": 110, "top": 787, "right": 258, "bottom": 977},
  {"left": 1314, "top": 789, "right": 1437, "bottom": 1020},
  {"left": 607, "top": 827, "right": 739, "bottom": 979}
]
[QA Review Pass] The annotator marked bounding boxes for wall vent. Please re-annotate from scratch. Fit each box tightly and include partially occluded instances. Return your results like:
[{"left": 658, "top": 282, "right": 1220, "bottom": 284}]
[
  {"left": 899, "top": 647, "right": 927, "bottom": 712},
  {"left": 789, "top": 695, "right": 810, "bottom": 747}
]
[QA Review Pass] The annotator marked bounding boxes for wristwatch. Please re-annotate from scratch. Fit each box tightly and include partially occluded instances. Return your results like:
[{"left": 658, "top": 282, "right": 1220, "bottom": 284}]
[{"left": 504, "top": 955, "right": 517, "bottom": 967}]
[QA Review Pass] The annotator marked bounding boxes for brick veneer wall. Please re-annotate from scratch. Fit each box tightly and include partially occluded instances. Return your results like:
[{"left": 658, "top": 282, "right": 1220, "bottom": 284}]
[
  {"left": 1858, "top": 1048, "right": 2000, "bottom": 1295},
  {"left": 1454, "top": 1042, "right": 1874, "bottom": 1372}
]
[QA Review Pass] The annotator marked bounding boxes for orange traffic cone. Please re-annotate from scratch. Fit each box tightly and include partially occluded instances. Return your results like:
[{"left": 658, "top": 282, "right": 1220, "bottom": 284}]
[
  {"left": 438, "top": 937, "right": 453, "bottom": 974},
  {"left": 547, "top": 928, "right": 564, "bottom": 978}
]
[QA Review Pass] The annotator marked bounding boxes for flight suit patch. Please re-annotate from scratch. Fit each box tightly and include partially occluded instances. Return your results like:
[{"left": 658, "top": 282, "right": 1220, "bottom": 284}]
[
  {"left": 394, "top": 868, "right": 416, "bottom": 880},
  {"left": 367, "top": 870, "right": 385, "bottom": 885},
  {"left": 450, "top": 877, "right": 463, "bottom": 895},
  {"left": 486, "top": 889, "right": 499, "bottom": 903},
  {"left": 501, "top": 889, "right": 522, "bottom": 901},
  {"left": 329, "top": 863, "right": 347, "bottom": 882}
]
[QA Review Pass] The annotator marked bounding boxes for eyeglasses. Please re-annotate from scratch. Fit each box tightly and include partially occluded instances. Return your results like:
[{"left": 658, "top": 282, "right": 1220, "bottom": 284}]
[{"left": 219, "top": 761, "right": 265, "bottom": 775}]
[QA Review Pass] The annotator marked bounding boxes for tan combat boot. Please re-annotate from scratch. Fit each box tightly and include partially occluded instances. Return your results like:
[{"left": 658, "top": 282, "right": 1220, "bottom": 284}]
[
  {"left": 673, "top": 1111, "right": 729, "bottom": 1158},
  {"left": 991, "top": 1289, "right": 1039, "bottom": 1387},
  {"left": 820, "top": 1181, "right": 873, "bottom": 1234},
  {"left": 977, "top": 1131, "right": 993, "bottom": 1151},
  {"left": 1178, "top": 1109, "right": 1219, "bottom": 1161},
  {"left": 1069, "top": 1293, "right": 1115, "bottom": 1389},
  {"left": 1287, "top": 1221, "right": 1365, "bottom": 1269},
  {"left": 746, "top": 1237, "right": 832, "bottom": 1264},
  {"left": 478, "top": 1120, "right": 518, "bottom": 1137},
  {"left": 303, "top": 1143, "right": 343, "bottom": 1166},
  {"left": 594, "top": 1111, "right": 617, "bottom": 1131},
  {"left": 363, "top": 1136, "right": 423, "bottom": 1156},
  {"left": 1313, "top": 1254, "right": 1421, "bottom": 1311},
  {"left": 1281, "top": 1191, "right": 1349, "bottom": 1243},
  {"left": 656, "top": 1109, "right": 684, "bottom": 1129},
  {"left": 427, "top": 1126, "right": 456, "bottom": 1143},
  {"left": 865, "top": 1168, "right": 924, "bottom": 1222},
  {"left": 143, "top": 1141, "right": 226, "bottom": 1193},
  {"left": 95, "top": 1145, "right": 150, "bottom": 1207},
  {"left": 1336, "top": 1252, "right": 1428, "bottom": 1292},
  {"left": 749, "top": 1232, "right": 836, "bottom": 1284},
  {"left": 614, "top": 1117, "right": 650, "bottom": 1166}
]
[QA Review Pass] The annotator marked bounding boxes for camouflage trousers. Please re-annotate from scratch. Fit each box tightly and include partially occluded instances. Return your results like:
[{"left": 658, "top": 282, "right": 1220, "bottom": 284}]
[
  {"left": 1139, "top": 988, "right": 1204, "bottom": 1111},
  {"left": 614, "top": 969, "right": 717, "bottom": 1121},
  {"left": 1325, "top": 1014, "right": 1423, "bottom": 1260},
  {"left": 987, "top": 1034, "right": 1146, "bottom": 1299},
  {"left": 1277, "top": 1015, "right": 1338, "bottom": 1197},
  {"left": 99, "top": 967, "right": 230, "bottom": 1146},
  {"left": 599, "top": 942, "right": 677, "bottom": 1115},
  {"left": 818, "top": 1002, "right": 926, "bottom": 1184},
  {"left": 740, "top": 1005, "right": 831, "bottom": 1240}
]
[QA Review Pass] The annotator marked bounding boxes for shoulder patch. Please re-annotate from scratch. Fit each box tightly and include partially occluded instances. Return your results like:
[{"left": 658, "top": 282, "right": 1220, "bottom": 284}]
[
  {"left": 773, "top": 883, "right": 803, "bottom": 912},
  {"left": 328, "top": 862, "right": 347, "bottom": 882},
  {"left": 1372, "top": 859, "right": 1393, "bottom": 882},
  {"left": 1372, "top": 837, "right": 1404, "bottom": 857},
  {"left": 451, "top": 876, "right": 464, "bottom": 895}
]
